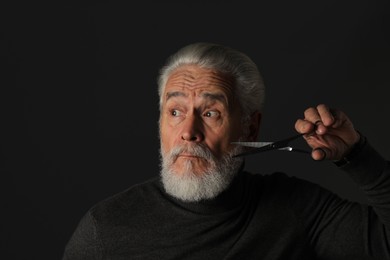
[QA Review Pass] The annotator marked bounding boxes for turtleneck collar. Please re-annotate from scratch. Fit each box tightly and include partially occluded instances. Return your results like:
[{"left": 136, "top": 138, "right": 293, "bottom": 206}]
[{"left": 158, "top": 162, "right": 248, "bottom": 215}]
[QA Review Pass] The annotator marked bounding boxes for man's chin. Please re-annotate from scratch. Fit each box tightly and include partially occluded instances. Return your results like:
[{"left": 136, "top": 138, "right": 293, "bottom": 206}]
[
  {"left": 160, "top": 146, "right": 243, "bottom": 202},
  {"left": 171, "top": 160, "right": 210, "bottom": 177}
]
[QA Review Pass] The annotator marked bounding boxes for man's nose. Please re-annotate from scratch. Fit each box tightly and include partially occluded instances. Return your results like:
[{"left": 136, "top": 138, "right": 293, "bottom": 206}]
[{"left": 181, "top": 114, "right": 204, "bottom": 142}]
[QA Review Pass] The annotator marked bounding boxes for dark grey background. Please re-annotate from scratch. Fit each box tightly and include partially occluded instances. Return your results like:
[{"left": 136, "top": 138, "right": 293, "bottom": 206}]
[{"left": 2, "top": 1, "right": 390, "bottom": 259}]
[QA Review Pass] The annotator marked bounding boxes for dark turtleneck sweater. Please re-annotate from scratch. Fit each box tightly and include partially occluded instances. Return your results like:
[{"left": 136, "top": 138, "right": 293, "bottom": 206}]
[{"left": 62, "top": 139, "right": 390, "bottom": 260}]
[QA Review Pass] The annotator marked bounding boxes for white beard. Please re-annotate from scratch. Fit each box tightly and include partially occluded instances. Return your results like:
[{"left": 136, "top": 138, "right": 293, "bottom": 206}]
[{"left": 159, "top": 143, "right": 245, "bottom": 202}]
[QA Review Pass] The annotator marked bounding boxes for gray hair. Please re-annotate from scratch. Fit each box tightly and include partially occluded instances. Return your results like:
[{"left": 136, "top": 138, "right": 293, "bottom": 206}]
[{"left": 157, "top": 42, "right": 266, "bottom": 122}]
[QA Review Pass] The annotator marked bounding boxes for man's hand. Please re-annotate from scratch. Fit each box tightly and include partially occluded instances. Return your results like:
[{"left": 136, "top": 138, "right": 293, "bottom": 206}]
[{"left": 295, "top": 104, "right": 361, "bottom": 161}]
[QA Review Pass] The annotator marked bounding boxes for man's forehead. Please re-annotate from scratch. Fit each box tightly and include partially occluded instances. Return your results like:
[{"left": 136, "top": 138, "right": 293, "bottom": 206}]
[{"left": 164, "top": 65, "right": 235, "bottom": 97}]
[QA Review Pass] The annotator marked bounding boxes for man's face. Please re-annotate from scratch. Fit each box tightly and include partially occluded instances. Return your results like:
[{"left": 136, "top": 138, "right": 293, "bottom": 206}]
[
  {"left": 159, "top": 65, "right": 244, "bottom": 178},
  {"left": 158, "top": 65, "right": 248, "bottom": 201}
]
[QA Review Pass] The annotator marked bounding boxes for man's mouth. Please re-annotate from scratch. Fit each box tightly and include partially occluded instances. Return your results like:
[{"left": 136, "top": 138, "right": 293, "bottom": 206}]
[{"left": 178, "top": 154, "right": 202, "bottom": 159}]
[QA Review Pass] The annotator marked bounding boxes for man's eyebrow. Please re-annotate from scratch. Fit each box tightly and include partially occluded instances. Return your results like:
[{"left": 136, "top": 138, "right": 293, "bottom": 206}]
[
  {"left": 166, "top": 91, "right": 187, "bottom": 101},
  {"left": 201, "top": 92, "right": 227, "bottom": 105}
]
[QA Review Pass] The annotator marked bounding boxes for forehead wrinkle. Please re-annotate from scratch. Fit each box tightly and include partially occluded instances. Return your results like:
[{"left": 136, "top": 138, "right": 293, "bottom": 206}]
[
  {"left": 164, "top": 66, "right": 236, "bottom": 108},
  {"left": 205, "top": 74, "right": 234, "bottom": 91},
  {"left": 167, "top": 67, "right": 234, "bottom": 89},
  {"left": 189, "top": 74, "right": 234, "bottom": 93}
]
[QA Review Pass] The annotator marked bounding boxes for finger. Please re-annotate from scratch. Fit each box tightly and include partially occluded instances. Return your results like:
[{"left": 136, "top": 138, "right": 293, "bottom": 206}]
[
  {"left": 317, "top": 106, "right": 350, "bottom": 131},
  {"left": 303, "top": 107, "right": 327, "bottom": 135},
  {"left": 328, "top": 109, "right": 349, "bottom": 129},
  {"left": 312, "top": 146, "right": 339, "bottom": 161},
  {"left": 316, "top": 104, "right": 335, "bottom": 127},
  {"left": 304, "top": 106, "right": 321, "bottom": 124},
  {"left": 312, "top": 147, "right": 327, "bottom": 161},
  {"left": 295, "top": 118, "right": 315, "bottom": 134}
]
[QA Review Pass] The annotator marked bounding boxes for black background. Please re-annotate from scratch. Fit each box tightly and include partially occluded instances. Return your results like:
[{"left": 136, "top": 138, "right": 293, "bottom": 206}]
[{"left": 2, "top": 1, "right": 390, "bottom": 259}]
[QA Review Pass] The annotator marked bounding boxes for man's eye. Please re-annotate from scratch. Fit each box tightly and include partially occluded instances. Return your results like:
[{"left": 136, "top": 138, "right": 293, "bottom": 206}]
[
  {"left": 204, "top": 111, "right": 219, "bottom": 117},
  {"left": 171, "top": 110, "right": 181, "bottom": 117}
]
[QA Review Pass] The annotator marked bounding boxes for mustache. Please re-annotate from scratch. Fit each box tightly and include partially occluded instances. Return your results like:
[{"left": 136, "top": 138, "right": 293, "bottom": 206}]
[{"left": 168, "top": 144, "right": 215, "bottom": 161}]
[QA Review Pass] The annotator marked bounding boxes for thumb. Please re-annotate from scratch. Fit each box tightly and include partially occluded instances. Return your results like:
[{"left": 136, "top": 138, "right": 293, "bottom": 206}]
[{"left": 311, "top": 147, "right": 330, "bottom": 161}]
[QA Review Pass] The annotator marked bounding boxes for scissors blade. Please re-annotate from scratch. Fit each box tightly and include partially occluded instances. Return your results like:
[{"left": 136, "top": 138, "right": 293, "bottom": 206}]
[
  {"left": 231, "top": 133, "right": 307, "bottom": 157},
  {"left": 231, "top": 141, "right": 280, "bottom": 157},
  {"left": 230, "top": 141, "right": 273, "bottom": 148}
]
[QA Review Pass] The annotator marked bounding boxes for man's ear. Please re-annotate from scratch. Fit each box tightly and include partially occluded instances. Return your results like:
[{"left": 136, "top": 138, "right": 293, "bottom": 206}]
[{"left": 248, "top": 111, "right": 262, "bottom": 141}]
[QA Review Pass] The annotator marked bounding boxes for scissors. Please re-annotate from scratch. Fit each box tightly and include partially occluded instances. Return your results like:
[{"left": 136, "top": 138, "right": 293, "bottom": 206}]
[{"left": 231, "top": 133, "right": 310, "bottom": 158}]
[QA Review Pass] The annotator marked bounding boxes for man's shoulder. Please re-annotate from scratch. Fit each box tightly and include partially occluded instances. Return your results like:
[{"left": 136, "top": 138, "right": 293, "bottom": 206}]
[
  {"left": 244, "top": 170, "right": 305, "bottom": 185},
  {"left": 243, "top": 170, "right": 327, "bottom": 197},
  {"left": 88, "top": 176, "right": 163, "bottom": 221}
]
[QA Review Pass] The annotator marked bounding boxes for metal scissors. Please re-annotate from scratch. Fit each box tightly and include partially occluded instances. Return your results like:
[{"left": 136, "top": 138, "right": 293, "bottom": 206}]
[{"left": 231, "top": 133, "right": 310, "bottom": 158}]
